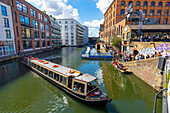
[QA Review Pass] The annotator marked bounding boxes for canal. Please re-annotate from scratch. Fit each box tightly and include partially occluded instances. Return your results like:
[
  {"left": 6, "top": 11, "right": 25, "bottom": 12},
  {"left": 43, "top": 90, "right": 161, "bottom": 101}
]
[{"left": 0, "top": 47, "right": 161, "bottom": 113}]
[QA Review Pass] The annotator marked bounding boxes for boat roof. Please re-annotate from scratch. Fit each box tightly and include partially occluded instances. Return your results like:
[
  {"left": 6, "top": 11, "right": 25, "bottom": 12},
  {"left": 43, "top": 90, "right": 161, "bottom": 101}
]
[
  {"left": 31, "top": 59, "right": 80, "bottom": 77},
  {"left": 74, "top": 74, "right": 97, "bottom": 83}
]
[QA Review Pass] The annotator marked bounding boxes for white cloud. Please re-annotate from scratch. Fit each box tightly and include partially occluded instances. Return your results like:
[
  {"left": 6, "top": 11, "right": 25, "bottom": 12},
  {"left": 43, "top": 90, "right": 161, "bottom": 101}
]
[
  {"left": 96, "top": 0, "right": 113, "bottom": 14},
  {"left": 84, "top": 19, "right": 104, "bottom": 37},
  {"left": 26, "top": 0, "right": 79, "bottom": 20}
]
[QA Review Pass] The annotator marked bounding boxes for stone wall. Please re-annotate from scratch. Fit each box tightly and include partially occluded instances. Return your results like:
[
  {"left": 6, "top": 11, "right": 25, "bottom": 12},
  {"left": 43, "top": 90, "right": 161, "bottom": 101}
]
[{"left": 124, "top": 57, "right": 162, "bottom": 91}]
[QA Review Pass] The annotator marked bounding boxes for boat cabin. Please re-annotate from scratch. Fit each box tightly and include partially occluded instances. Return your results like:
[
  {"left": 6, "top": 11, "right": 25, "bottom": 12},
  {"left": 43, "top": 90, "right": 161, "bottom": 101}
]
[{"left": 29, "top": 58, "right": 98, "bottom": 96}]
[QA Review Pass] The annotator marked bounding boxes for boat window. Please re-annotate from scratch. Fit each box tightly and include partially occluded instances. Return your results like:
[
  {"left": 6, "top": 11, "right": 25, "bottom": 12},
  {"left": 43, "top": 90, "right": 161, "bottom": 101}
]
[
  {"left": 73, "top": 82, "right": 85, "bottom": 94},
  {"left": 59, "top": 75, "right": 67, "bottom": 86},
  {"left": 40, "top": 67, "right": 43, "bottom": 72},
  {"left": 37, "top": 65, "right": 40, "bottom": 71},
  {"left": 44, "top": 69, "right": 48, "bottom": 75},
  {"left": 54, "top": 73, "right": 59, "bottom": 81},
  {"left": 87, "top": 80, "right": 97, "bottom": 93},
  {"left": 49, "top": 71, "right": 53, "bottom": 78},
  {"left": 68, "top": 76, "right": 73, "bottom": 89}
]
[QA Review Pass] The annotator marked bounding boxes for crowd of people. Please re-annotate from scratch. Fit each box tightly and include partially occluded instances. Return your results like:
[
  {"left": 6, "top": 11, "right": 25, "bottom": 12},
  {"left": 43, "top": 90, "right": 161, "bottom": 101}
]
[{"left": 139, "top": 34, "right": 170, "bottom": 42}]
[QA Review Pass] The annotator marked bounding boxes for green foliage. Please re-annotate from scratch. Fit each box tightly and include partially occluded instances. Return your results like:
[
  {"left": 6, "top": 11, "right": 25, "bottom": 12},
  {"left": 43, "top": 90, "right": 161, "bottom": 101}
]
[
  {"left": 111, "top": 36, "right": 121, "bottom": 48},
  {"left": 167, "top": 73, "right": 170, "bottom": 82},
  {"left": 97, "top": 38, "right": 100, "bottom": 42},
  {"left": 42, "top": 10, "right": 46, "bottom": 14}
]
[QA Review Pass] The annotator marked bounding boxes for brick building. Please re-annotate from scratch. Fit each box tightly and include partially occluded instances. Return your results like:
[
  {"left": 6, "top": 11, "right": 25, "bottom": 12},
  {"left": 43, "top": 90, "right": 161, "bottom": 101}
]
[
  {"left": 2, "top": 0, "right": 52, "bottom": 53},
  {"left": 103, "top": 0, "right": 170, "bottom": 43}
]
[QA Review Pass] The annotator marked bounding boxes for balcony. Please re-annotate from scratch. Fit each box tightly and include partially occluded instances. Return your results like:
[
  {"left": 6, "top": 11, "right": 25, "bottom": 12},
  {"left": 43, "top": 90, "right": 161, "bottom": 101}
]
[
  {"left": 51, "top": 25, "right": 61, "bottom": 31},
  {"left": 52, "top": 35, "right": 61, "bottom": 39},
  {"left": 52, "top": 30, "right": 61, "bottom": 35}
]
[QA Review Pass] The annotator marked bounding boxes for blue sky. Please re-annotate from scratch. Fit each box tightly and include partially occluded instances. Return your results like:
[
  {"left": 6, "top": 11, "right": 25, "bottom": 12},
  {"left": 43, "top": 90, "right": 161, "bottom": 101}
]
[{"left": 26, "top": 0, "right": 113, "bottom": 37}]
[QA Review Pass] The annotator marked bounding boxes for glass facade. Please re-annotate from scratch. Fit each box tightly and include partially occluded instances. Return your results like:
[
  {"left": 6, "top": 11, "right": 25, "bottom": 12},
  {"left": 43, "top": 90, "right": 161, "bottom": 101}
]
[
  {"left": 0, "top": 41, "right": 15, "bottom": 56},
  {"left": 20, "top": 14, "right": 29, "bottom": 25},
  {"left": 33, "top": 20, "right": 38, "bottom": 29},
  {"left": 38, "top": 13, "right": 42, "bottom": 20},
  {"left": 16, "top": 1, "right": 27, "bottom": 13},
  {"left": 1, "top": 5, "right": 7, "bottom": 16},
  {"left": 31, "top": 9, "right": 36, "bottom": 17}
]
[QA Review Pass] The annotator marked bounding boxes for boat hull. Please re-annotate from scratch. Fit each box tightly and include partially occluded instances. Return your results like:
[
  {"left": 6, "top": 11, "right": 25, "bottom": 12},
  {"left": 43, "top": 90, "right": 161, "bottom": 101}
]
[{"left": 23, "top": 62, "right": 110, "bottom": 105}]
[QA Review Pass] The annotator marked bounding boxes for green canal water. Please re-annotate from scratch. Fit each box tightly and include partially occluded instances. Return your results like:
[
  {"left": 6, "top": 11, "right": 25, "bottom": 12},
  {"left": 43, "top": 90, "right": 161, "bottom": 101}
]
[{"left": 0, "top": 47, "right": 161, "bottom": 113}]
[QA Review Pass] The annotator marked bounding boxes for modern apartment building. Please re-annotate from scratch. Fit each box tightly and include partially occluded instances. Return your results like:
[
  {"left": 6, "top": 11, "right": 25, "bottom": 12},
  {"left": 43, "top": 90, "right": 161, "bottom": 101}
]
[
  {"left": 83, "top": 25, "right": 88, "bottom": 45},
  {"left": 50, "top": 17, "right": 62, "bottom": 48},
  {"left": 103, "top": 0, "right": 170, "bottom": 42},
  {"left": 57, "top": 19, "right": 88, "bottom": 46},
  {"left": 3, "top": 0, "right": 52, "bottom": 53},
  {"left": 0, "top": 1, "right": 16, "bottom": 57}
]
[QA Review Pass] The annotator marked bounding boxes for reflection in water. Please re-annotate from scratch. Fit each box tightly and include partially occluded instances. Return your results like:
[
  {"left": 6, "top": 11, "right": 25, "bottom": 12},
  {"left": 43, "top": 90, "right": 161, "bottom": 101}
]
[{"left": 0, "top": 47, "right": 161, "bottom": 113}]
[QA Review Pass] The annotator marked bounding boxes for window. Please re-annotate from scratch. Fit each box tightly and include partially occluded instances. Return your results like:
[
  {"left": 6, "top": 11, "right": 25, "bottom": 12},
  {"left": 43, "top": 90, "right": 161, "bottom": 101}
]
[
  {"left": 14, "top": 12, "right": 17, "bottom": 23},
  {"left": 46, "top": 33, "right": 49, "bottom": 39},
  {"left": 5, "top": 30, "right": 11, "bottom": 39},
  {"left": 71, "top": 25, "right": 73, "bottom": 28},
  {"left": 38, "top": 13, "right": 43, "bottom": 20},
  {"left": 46, "top": 25, "right": 49, "bottom": 32},
  {"left": 65, "top": 25, "right": 68, "bottom": 28},
  {"left": 136, "top": 1, "right": 140, "bottom": 6},
  {"left": 73, "top": 82, "right": 85, "bottom": 93},
  {"left": 120, "top": 9, "right": 124, "bottom": 15},
  {"left": 156, "top": 18, "right": 160, "bottom": 24},
  {"left": 65, "top": 21, "right": 67, "bottom": 24},
  {"left": 166, "top": 2, "right": 170, "bottom": 6},
  {"left": 158, "top": 2, "right": 162, "bottom": 6},
  {"left": 41, "top": 32, "right": 45, "bottom": 39},
  {"left": 143, "top": 1, "right": 148, "bottom": 6},
  {"left": 71, "top": 33, "right": 74, "bottom": 35},
  {"left": 21, "top": 27, "right": 31, "bottom": 39},
  {"left": 71, "top": 21, "right": 74, "bottom": 23},
  {"left": 136, "top": 10, "right": 139, "bottom": 15},
  {"left": 30, "top": 9, "right": 36, "bottom": 17},
  {"left": 20, "top": 14, "right": 29, "bottom": 25},
  {"left": 121, "top": 1, "right": 125, "bottom": 6},
  {"left": 59, "top": 21, "right": 61, "bottom": 24},
  {"left": 150, "top": 10, "right": 154, "bottom": 15},
  {"left": 127, "top": 32, "right": 130, "bottom": 39},
  {"left": 44, "top": 17, "right": 48, "bottom": 23},
  {"left": 128, "top": 1, "right": 133, "bottom": 6},
  {"left": 143, "top": 10, "right": 147, "bottom": 15},
  {"left": 3, "top": 18, "right": 9, "bottom": 28},
  {"left": 87, "top": 81, "right": 97, "bottom": 93},
  {"left": 16, "top": 26, "right": 19, "bottom": 37},
  {"left": 40, "top": 23, "right": 44, "bottom": 31},
  {"left": 16, "top": 1, "right": 27, "bottom": 13},
  {"left": 151, "top": 2, "right": 155, "bottom": 6},
  {"left": 157, "top": 10, "right": 161, "bottom": 15},
  {"left": 34, "top": 30, "right": 39, "bottom": 38},
  {"left": 1, "top": 5, "right": 7, "bottom": 16},
  {"left": 123, "top": 33, "right": 125, "bottom": 39},
  {"left": 163, "top": 18, "right": 168, "bottom": 24},
  {"left": 165, "top": 10, "right": 169, "bottom": 16},
  {"left": 33, "top": 20, "right": 38, "bottom": 29}
]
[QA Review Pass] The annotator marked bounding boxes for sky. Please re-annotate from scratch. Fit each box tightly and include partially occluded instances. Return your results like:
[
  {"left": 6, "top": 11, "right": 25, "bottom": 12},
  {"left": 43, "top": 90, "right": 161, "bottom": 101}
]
[{"left": 25, "top": 0, "right": 113, "bottom": 37}]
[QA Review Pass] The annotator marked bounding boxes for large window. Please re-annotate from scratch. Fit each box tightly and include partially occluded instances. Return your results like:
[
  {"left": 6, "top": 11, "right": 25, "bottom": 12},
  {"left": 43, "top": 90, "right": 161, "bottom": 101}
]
[
  {"left": 16, "top": 1, "right": 27, "bottom": 13},
  {"left": 143, "top": 1, "right": 148, "bottom": 6},
  {"left": 33, "top": 20, "right": 38, "bottom": 29},
  {"left": 157, "top": 10, "right": 161, "bottom": 15},
  {"left": 136, "top": 1, "right": 140, "bottom": 6},
  {"left": 40, "top": 23, "right": 44, "bottom": 31},
  {"left": 46, "top": 25, "right": 49, "bottom": 32},
  {"left": 121, "top": 1, "right": 125, "bottom": 6},
  {"left": 0, "top": 41, "right": 15, "bottom": 56},
  {"left": 5, "top": 30, "right": 11, "bottom": 39},
  {"left": 150, "top": 10, "right": 154, "bottom": 15},
  {"left": 38, "top": 13, "right": 43, "bottom": 20},
  {"left": 127, "top": 32, "right": 130, "bottom": 39},
  {"left": 44, "top": 17, "right": 48, "bottom": 23},
  {"left": 143, "top": 10, "right": 147, "bottom": 15},
  {"left": 87, "top": 81, "right": 96, "bottom": 93},
  {"left": 1, "top": 5, "right": 7, "bottom": 16},
  {"left": 3, "top": 18, "right": 9, "bottom": 28},
  {"left": 158, "top": 2, "right": 162, "bottom": 6},
  {"left": 34, "top": 30, "right": 39, "bottom": 38},
  {"left": 156, "top": 18, "right": 160, "bottom": 24},
  {"left": 73, "top": 82, "right": 85, "bottom": 93},
  {"left": 128, "top": 1, "right": 133, "bottom": 6},
  {"left": 20, "top": 14, "right": 30, "bottom": 25},
  {"left": 163, "top": 18, "right": 168, "bottom": 24},
  {"left": 166, "top": 2, "right": 170, "bottom": 6},
  {"left": 14, "top": 12, "right": 17, "bottom": 23},
  {"left": 120, "top": 9, "right": 124, "bottom": 15},
  {"left": 165, "top": 10, "right": 169, "bottom": 16},
  {"left": 22, "top": 40, "right": 32, "bottom": 49},
  {"left": 123, "top": 33, "right": 125, "bottom": 39},
  {"left": 22, "top": 27, "right": 31, "bottom": 39},
  {"left": 30, "top": 9, "right": 36, "bottom": 17},
  {"left": 151, "top": 2, "right": 155, "bottom": 6},
  {"left": 41, "top": 32, "right": 45, "bottom": 39}
]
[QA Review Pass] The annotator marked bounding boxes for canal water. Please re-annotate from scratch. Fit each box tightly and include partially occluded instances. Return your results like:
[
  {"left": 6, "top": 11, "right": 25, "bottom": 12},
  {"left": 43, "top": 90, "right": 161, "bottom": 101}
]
[{"left": 0, "top": 47, "right": 161, "bottom": 113}]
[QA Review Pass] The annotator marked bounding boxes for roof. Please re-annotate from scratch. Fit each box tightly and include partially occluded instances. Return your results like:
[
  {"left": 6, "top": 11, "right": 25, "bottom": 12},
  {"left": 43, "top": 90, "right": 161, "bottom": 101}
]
[
  {"left": 128, "top": 25, "right": 170, "bottom": 30},
  {"left": 31, "top": 59, "right": 81, "bottom": 77},
  {"left": 74, "top": 74, "right": 97, "bottom": 82}
]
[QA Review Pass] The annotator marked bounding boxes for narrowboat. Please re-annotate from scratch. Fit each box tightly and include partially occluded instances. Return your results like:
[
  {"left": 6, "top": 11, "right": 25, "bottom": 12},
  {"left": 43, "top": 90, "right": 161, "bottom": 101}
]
[{"left": 23, "top": 57, "right": 111, "bottom": 105}]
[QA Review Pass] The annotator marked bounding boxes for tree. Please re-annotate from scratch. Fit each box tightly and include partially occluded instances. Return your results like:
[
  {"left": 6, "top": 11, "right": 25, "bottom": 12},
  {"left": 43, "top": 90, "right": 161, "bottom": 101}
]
[
  {"left": 50, "top": 15, "right": 52, "bottom": 17},
  {"left": 111, "top": 35, "right": 121, "bottom": 50},
  {"left": 97, "top": 38, "right": 100, "bottom": 42},
  {"left": 42, "top": 10, "right": 46, "bottom": 14}
]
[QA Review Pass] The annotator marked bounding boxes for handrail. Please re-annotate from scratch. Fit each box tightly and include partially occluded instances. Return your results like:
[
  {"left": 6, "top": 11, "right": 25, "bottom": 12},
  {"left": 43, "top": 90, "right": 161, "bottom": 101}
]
[{"left": 153, "top": 88, "right": 168, "bottom": 113}]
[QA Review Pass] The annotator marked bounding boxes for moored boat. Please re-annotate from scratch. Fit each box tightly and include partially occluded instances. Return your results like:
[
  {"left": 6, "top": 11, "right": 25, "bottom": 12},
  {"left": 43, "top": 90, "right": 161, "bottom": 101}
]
[{"left": 23, "top": 57, "right": 111, "bottom": 105}]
